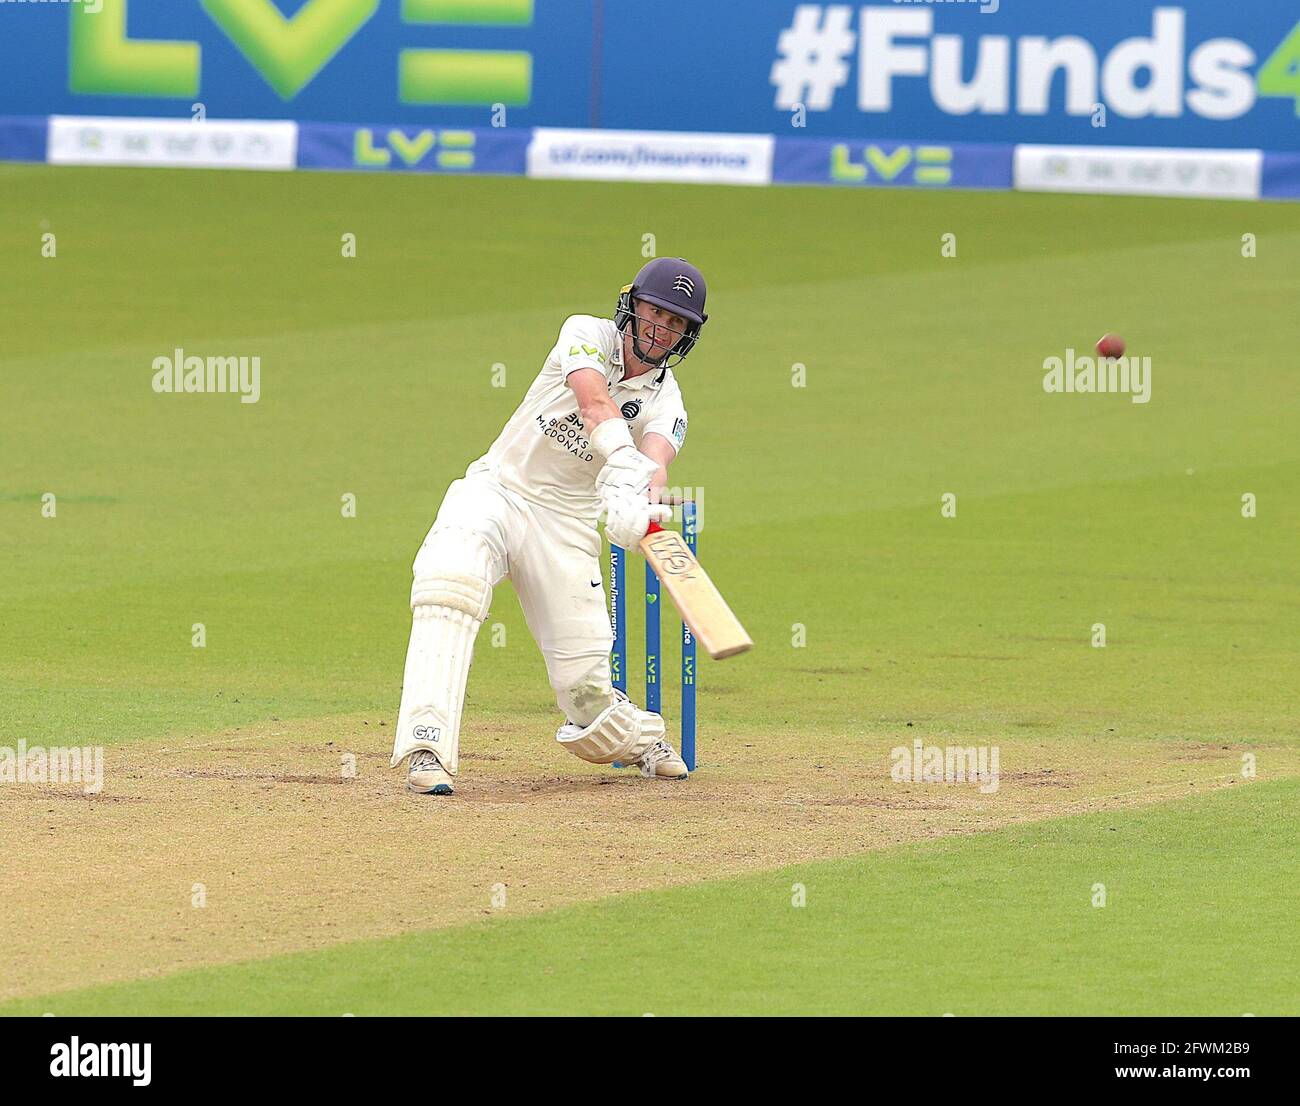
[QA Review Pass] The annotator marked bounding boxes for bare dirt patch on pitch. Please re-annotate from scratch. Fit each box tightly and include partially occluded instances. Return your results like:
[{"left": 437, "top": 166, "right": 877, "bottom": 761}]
[{"left": 2, "top": 719, "right": 1294, "bottom": 1002}]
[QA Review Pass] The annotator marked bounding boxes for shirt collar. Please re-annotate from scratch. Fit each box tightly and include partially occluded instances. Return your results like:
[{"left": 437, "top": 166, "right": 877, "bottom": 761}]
[{"left": 615, "top": 361, "right": 666, "bottom": 391}]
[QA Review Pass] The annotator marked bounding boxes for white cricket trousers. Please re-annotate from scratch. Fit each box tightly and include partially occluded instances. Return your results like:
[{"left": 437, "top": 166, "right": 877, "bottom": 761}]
[{"left": 420, "top": 473, "right": 615, "bottom": 724}]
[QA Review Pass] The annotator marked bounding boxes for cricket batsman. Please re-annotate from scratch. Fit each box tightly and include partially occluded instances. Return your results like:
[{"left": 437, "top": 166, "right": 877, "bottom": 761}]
[{"left": 390, "top": 258, "right": 707, "bottom": 795}]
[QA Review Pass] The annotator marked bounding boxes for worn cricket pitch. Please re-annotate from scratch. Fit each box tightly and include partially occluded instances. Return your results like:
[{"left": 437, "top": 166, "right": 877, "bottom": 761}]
[{"left": 4, "top": 715, "right": 1293, "bottom": 1004}]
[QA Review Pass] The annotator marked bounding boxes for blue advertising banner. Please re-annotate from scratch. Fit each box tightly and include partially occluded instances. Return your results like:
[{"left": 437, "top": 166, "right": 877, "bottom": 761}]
[
  {"left": 599, "top": 1, "right": 1300, "bottom": 150},
  {"left": 0, "top": 118, "right": 48, "bottom": 164},
  {"left": 0, "top": 0, "right": 592, "bottom": 129},
  {"left": 1, "top": 2, "right": 1298, "bottom": 150},
  {"left": 1261, "top": 152, "right": 1300, "bottom": 199},
  {"left": 298, "top": 121, "right": 530, "bottom": 173},
  {"left": 773, "top": 135, "right": 1012, "bottom": 189}
]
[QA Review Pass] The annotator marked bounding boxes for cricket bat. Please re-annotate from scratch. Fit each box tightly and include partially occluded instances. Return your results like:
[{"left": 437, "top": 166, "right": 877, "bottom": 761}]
[{"left": 640, "top": 521, "right": 752, "bottom": 660}]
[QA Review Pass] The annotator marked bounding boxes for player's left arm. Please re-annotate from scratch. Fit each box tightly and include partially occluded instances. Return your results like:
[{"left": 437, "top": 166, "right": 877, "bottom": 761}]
[{"left": 640, "top": 432, "right": 676, "bottom": 504}]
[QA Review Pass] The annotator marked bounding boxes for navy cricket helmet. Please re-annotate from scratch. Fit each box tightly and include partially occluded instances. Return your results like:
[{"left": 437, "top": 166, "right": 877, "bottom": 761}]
[{"left": 615, "top": 257, "right": 708, "bottom": 369}]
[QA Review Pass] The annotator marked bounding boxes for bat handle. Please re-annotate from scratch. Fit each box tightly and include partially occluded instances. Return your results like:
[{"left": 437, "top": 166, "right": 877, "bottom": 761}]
[{"left": 646, "top": 495, "right": 693, "bottom": 536}]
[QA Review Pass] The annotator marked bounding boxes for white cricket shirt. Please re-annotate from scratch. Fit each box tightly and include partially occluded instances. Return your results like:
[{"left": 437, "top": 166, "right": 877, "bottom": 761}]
[{"left": 465, "top": 315, "right": 689, "bottom": 521}]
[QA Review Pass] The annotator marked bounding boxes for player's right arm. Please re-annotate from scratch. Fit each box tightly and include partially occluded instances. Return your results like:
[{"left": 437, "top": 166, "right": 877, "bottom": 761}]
[
  {"left": 567, "top": 367, "right": 623, "bottom": 433},
  {"left": 565, "top": 367, "right": 658, "bottom": 498}
]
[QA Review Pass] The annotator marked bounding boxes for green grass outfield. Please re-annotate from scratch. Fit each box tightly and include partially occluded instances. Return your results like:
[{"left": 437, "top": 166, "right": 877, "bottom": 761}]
[
  {"left": 2, "top": 166, "right": 1297, "bottom": 747},
  {"left": 4, "top": 779, "right": 1294, "bottom": 1017},
  {"left": 2, "top": 165, "right": 1297, "bottom": 1013}
]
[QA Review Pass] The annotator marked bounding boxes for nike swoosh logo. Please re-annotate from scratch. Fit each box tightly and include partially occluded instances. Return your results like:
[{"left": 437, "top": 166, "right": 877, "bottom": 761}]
[{"left": 591, "top": 581, "right": 602, "bottom": 587}]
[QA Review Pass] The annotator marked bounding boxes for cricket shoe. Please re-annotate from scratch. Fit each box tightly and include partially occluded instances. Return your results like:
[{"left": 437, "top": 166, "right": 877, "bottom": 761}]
[
  {"left": 407, "top": 749, "right": 454, "bottom": 795},
  {"left": 631, "top": 739, "right": 689, "bottom": 781}
]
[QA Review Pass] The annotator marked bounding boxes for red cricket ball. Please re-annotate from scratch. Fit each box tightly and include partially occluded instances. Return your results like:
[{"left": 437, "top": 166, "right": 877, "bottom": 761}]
[{"left": 1096, "top": 333, "right": 1126, "bottom": 359}]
